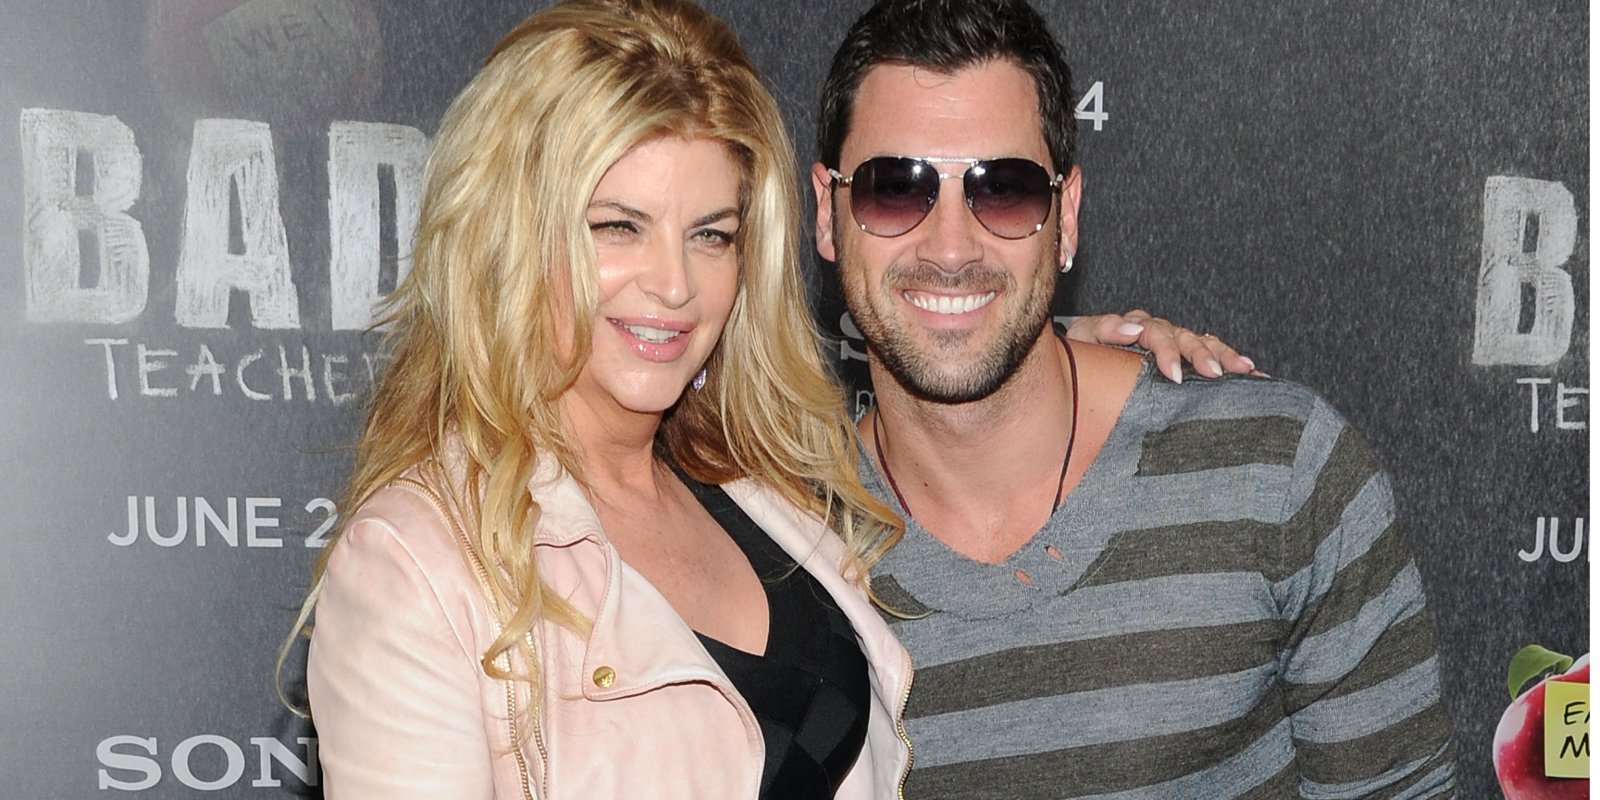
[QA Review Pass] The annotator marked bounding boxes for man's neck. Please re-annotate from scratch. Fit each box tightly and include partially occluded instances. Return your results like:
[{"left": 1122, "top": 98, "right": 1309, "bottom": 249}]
[{"left": 864, "top": 330, "right": 1144, "bottom": 563}]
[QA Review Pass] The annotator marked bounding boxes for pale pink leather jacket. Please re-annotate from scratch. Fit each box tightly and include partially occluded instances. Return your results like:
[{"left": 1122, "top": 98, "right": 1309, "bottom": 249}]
[{"left": 307, "top": 462, "right": 913, "bottom": 799}]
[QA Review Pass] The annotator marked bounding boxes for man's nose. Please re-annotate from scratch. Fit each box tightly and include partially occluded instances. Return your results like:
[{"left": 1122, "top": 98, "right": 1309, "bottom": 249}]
[{"left": 915, "top": 174, "right": 985, "bottom": 273}]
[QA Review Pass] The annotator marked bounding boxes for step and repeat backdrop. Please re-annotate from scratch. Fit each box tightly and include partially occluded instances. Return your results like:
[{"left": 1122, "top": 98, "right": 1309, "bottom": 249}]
[{"left": 0, "top": 0, "right": 1585, "bottom": 797}]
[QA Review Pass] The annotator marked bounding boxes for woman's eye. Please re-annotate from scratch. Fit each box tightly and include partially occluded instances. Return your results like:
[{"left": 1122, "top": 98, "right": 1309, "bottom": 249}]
[
  {"left": 695, "top": 228, "right": 736, "bottom": 247},
  {"left": 589, "top": 220, "right": 638, "bottom": 237}
]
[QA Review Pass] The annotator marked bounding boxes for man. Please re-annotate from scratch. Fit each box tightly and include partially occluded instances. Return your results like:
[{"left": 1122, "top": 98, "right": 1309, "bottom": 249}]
[{"left": 810, "top": 1, "right": 1456, "bottom": 797}]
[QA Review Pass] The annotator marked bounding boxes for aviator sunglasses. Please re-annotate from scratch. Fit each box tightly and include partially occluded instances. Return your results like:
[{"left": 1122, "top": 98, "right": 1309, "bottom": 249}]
[{"left": 828, "top": 155, "right": 1064, "bottom": 239}]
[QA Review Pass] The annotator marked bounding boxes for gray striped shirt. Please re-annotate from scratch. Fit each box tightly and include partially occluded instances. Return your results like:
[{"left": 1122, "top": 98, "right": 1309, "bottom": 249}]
[{"left": 863, "top": 364, "right": 1455, "bottom": 799}]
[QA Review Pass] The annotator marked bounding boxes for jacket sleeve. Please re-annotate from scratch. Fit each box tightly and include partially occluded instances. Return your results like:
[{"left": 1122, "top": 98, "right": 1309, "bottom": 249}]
[
  {"left": 307, "top": 515, "right": 501, "bottom": 799},
  {"left": 1271, "top": 398, "right": 1456, "bottom": 798}
]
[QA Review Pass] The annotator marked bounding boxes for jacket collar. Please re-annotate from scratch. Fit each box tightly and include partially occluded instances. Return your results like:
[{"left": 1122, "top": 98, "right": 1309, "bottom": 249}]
[
  {"left": 525, "top": 456, "right": 607, "bottom": 546},
  {"left": 432, "top": 436, "right": 608, "bottom": 547}
]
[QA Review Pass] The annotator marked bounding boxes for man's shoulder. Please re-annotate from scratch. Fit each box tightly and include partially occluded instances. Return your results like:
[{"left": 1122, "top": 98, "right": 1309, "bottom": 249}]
[
  {"left": 1140, "top": 367, "right": 1332, "bottom": 426},
  {"left": 1074, "top": 345, "right": 1338, "bottom": 447},
  {"left": 1111, "top": 367, "right": 1372, "bottom": 487}
]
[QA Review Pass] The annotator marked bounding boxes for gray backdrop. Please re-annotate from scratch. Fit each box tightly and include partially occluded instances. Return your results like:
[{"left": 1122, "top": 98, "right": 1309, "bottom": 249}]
[{"left": 0, "top": 1, "right": 1586, "bottom": 797}]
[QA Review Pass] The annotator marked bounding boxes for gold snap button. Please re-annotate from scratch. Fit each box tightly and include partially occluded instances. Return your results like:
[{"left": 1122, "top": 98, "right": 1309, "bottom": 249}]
[{"left": 592, "top": 666, "right": 616, "bottom": 688}]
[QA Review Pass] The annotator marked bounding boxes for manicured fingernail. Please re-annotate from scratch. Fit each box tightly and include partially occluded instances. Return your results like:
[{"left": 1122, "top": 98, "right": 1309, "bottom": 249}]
[
  {"left": 1166, "top": 363, "right": 1183, "bottom": 383},
  {"left": 1240, "top": 356, "right": 1256, "bottom": 371},
  {"left": 1206, "top": 358, "right": 1222, "bottom": 376},
  {"left": 1116, "top": 322, "right": 1144, "bottom": 336}
]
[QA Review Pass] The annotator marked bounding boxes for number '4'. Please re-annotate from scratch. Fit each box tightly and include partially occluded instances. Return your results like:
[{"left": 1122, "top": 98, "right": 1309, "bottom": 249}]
[{"left": 1075, "top": 81, "right": 1107, "bottom": 131}]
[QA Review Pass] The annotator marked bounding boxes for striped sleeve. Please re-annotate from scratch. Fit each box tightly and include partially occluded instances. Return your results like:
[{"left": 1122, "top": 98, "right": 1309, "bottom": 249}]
[{"left": 1271, "top": 398, "right": 1456, "bottom": 798}]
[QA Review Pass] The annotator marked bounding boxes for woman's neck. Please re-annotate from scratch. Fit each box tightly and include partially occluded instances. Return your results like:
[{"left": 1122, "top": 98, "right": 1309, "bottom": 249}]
[{"left": 558, "top": 390, "right": 669, "bottom": 503}]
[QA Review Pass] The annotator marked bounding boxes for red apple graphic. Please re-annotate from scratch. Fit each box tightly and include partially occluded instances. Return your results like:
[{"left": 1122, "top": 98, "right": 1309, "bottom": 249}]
[{"left": 1493, "top": 646, "right": 1589, "bottom": 800}]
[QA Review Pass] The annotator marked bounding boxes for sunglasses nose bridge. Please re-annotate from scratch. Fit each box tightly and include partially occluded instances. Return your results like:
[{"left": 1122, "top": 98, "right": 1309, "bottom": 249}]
[{"left": 923, "top": 171, "right": 969, "bottom": 226}]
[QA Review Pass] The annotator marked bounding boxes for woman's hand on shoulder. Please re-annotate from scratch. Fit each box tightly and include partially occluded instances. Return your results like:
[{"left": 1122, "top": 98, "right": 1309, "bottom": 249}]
[{"left": 1065, "top": 309, "right": 1261, "bottom": 384}]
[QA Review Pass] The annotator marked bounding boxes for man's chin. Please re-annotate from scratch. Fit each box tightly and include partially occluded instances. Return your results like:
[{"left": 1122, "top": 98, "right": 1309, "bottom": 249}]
[
  {"left": 880, "top": 355, "right": 1009, "bottom": 404},
  {"left": 875, "top": 322, "right": 1048, "bottom": 404}
]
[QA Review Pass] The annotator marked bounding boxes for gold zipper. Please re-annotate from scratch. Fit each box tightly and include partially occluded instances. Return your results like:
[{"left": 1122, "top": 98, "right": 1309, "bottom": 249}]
[
  {"left": 524, "top": 630, "right": 550, "bottom": 799},
  {"left": 399, "top": 476, "right": 544, "bottom": 800},
  {"left": 895, "top": 649, "right": 915, "bottom": 800},
  {"left": 500, "top": 659, "right": 536, "bottom": 800}
]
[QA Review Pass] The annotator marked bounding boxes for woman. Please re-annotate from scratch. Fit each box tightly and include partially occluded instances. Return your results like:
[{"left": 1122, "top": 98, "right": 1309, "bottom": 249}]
[
  {"left": 290, "top": 1, "right": 1247, "bottom": 798},
  {"left": 298, "top": 2, "right": 908, "bottom": 797}
]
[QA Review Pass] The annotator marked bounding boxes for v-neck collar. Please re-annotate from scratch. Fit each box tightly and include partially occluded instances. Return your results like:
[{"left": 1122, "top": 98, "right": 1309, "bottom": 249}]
[{"left": 864, "top": 360, "right": 1159, "bottom": 620}]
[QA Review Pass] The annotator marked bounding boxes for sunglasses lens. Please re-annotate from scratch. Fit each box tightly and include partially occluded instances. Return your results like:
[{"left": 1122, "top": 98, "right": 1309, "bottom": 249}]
[
  {"left": 849, "top": 157, "right": 939, "bottom": 237},
  {"left": 965, "top": 158, "right": 1057, "bottom": 239}
]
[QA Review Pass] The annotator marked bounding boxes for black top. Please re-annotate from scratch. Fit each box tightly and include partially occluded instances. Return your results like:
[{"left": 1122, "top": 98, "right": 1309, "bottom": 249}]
[{"left": 682, "top": 478, "right": 871, "bottom": 800}]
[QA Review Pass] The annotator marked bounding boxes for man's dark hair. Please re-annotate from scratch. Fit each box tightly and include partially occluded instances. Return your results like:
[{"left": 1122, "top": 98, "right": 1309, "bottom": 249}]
[{"left": 817, "top": 0, "right": 1077, "bottom": 174}]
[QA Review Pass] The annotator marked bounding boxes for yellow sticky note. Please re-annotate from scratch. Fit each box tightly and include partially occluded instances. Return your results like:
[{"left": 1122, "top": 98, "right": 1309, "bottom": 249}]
[{"left": 1544, "top": 680, "right": 1589, "bottom": 778}]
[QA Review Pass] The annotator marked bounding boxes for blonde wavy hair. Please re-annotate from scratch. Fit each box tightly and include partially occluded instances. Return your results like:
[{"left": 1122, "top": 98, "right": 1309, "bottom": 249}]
[{"left": 282, "top": 0, "right": 901, "bottom": 708}]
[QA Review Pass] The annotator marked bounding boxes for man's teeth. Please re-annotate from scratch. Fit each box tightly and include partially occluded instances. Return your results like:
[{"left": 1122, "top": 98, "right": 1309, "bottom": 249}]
[
  {"left": 905, "top": 291, "right": 996, "bottom": 315},
  {"left": 623, "top": 324, "right": 680, "bottom": 343}
]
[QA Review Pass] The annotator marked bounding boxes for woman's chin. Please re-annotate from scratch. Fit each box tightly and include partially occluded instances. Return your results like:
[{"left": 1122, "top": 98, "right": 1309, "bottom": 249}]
[{"left": 609, "top": 381, "right": 697, "bottom": 417}]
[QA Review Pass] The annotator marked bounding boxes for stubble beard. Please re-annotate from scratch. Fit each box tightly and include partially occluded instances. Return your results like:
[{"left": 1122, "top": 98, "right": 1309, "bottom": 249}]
[{"left": 841, "top": 253, "right": 1056, "bottom": 405}]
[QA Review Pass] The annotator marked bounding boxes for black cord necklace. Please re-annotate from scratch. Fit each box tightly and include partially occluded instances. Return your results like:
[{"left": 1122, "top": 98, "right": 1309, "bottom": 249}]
[{"left": 872, "top": 333, "right": 1080, "bottom": 523}]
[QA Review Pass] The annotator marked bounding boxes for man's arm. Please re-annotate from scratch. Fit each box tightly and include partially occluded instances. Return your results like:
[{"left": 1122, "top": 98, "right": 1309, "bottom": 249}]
[{"left": 1271, "top": 397, "right": 1456, "bottom": 798}]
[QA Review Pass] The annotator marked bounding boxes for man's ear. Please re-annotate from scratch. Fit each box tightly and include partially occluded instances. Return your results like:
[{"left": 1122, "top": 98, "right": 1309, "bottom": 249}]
[
  {"left": 810, "top": 162, "right": 838, "bottom": 262},
  {"left": 1058, "top": 166, "right": 1083, "bottom": 267}
]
